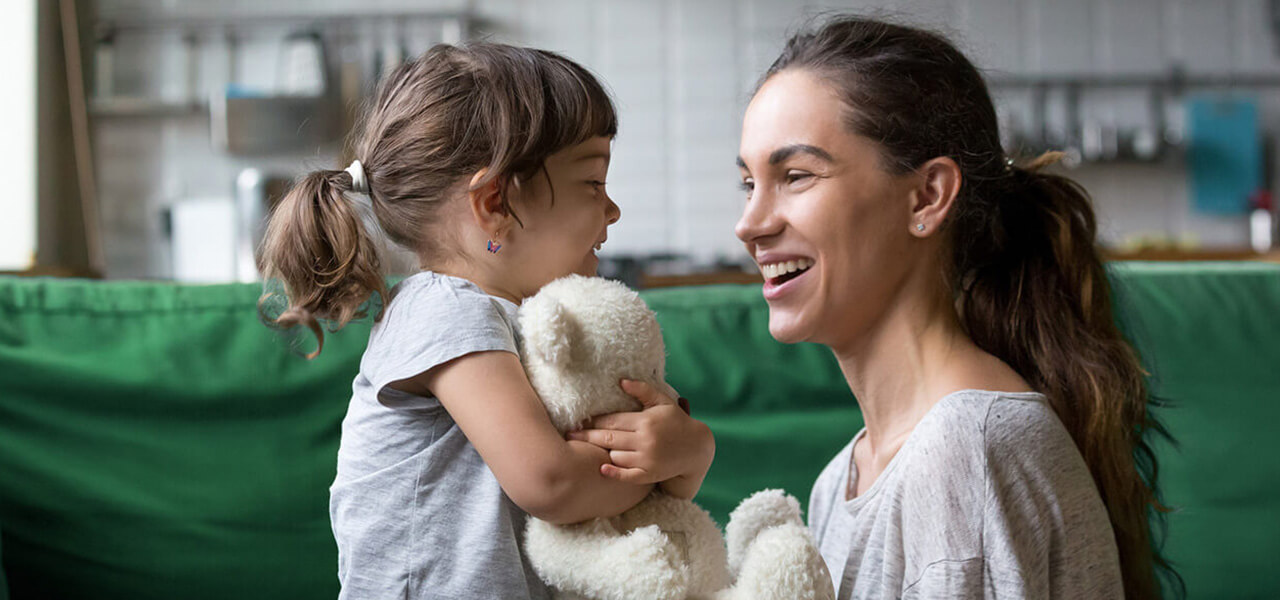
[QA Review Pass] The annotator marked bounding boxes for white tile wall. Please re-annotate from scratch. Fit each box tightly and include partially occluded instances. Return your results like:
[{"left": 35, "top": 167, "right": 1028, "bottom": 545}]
[
  {"left": 1029, "top": 0, "right": 1095, "bottom": 74},
  {"left": 958, "top": 0, "right": 1024, "bottom": 74},
  {"left": 93, "top": 0, "right": 1280, "bottom": 278},
  {"left": 1176, "top": 0, "right": 1238, "bottom": 73},
  {"left": 1094, "top": 0, "right": 1164, "bottom": 74}
]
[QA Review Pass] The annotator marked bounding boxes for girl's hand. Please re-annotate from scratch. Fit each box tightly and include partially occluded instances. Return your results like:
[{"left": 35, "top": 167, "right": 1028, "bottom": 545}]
[{"left": 565, "top": 379, "right": 715, "bottom": 500}]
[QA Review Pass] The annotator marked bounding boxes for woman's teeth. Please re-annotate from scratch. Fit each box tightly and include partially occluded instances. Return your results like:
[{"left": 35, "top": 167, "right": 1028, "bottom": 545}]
[{"left": 760, "top": 258, "right": 814, "bottom": 280}]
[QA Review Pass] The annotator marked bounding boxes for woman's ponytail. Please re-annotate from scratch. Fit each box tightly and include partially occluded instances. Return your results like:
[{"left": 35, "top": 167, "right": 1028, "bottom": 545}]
[
  {"left": 257, "top": 168, "right": 387, "bottom": 359},
  {"left": 955, "top": 152, "right": 1179, "bottom": 599}
]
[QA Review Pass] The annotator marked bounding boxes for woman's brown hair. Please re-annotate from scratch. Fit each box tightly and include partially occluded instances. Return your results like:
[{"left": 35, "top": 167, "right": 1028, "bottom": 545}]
[
  {"left": 765, "top": 16, "right": 1179, "bottom": 598},
  {"left": 257, "top": 42, "right": 617, "bottom": 358}
]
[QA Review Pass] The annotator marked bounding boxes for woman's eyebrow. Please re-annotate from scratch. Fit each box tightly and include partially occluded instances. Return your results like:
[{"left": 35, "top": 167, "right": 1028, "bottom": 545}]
[
  {"left": 768, "top": 144, "right": 834, "bottom": 165},
  {"left": 735, "top": 144, "right": 835, "bottom": 169}
]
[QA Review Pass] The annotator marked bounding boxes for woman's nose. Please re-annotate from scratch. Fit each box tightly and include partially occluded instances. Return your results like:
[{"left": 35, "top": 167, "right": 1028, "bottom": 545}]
[{"left": 735, "top": 193, "right": 780, "bottom": 243}]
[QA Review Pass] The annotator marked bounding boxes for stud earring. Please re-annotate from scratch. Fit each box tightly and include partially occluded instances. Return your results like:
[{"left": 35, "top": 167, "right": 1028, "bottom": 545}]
[
  {"left": 486, "top": 240, "right": 502, "bottom": 254},
  {"left": 915, "top": 223, "right": 926, "bottom": 232}
]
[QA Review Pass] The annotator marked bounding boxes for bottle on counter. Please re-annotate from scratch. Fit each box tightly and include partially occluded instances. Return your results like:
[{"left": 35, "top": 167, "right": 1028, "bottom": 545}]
[{"left": 1249, "top": 189, "right": 1274, "bottom": 253}]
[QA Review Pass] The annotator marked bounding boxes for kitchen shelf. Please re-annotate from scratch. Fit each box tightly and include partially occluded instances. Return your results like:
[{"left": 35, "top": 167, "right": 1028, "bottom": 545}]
[
  {"left": 95, "top": 10, "right": 473, "bottom": 35},
  {"left": 989, "top": 72, "right": 1280, "bottom": 91},
  {"left": 90, "top": 97, "right": 207, "bottom": 118}
]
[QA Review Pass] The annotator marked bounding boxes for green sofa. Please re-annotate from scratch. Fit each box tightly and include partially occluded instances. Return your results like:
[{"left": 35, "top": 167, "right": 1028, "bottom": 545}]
[{"left": 0, "top": 262, "right": 1277, "bottom": 599}]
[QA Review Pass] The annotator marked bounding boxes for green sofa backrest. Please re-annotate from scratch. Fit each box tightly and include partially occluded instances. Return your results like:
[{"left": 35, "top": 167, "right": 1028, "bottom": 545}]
[
  {"left": 0, "top": 281, "right": 362, "bottom": 599},
  {"left": 1103, "top": 263, "right": 1280, "bottom": 597},
  {"left": 0, "top": 262, "right": 1276, "bottom": 598}
]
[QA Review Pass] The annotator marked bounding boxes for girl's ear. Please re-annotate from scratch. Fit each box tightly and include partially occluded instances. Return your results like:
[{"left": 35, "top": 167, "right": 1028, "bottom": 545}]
[
  {"left": 468, "top": 169, "right": 513, "bottom": 239},
  {"left": 908, "top": 156, "right": 962, "bottom": 237}
]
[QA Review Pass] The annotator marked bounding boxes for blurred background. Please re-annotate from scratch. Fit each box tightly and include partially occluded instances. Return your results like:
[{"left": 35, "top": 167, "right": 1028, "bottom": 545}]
[{"left": 6, "top": 0, "right": 1280, "bottom": 286}]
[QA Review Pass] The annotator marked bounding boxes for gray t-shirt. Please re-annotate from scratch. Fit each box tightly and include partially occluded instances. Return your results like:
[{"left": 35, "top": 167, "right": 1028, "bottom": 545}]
[
  {"left": 329, "top": 271, "right": 550, "bottom": 600},
  {"left": 808, "top": 390, "right": 1123, "bottom": 599}
]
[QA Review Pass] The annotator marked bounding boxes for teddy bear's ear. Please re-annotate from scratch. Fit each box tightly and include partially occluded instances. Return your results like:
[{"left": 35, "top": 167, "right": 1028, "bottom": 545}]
[{"left": 525, "top": 299, "right": 578, "bottom": 368}]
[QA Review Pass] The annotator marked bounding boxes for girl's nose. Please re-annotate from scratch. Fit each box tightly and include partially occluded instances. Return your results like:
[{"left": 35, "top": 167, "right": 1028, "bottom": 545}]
[{"left": 605, "top": 195, "right": 621, "bottom": 225}]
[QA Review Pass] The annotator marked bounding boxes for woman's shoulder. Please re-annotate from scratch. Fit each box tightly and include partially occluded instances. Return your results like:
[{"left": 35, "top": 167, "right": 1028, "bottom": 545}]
[
  {"left": 930, "top": 390, "right": 1098, "bottom": 506},
  {"left": 958, "top": 390, "right": 1078, "bottom": 462},
  {"left": 926, "top": 390, "right": 1061, "bottom": 445},
  {"left": 903, "top": 390, "right": 1066, "bottom": 481}
]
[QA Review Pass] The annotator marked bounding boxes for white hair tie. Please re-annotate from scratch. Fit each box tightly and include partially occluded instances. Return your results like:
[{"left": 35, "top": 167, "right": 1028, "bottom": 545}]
[{"left": 344, "top": 160, "right": 370, "bottom": 194}]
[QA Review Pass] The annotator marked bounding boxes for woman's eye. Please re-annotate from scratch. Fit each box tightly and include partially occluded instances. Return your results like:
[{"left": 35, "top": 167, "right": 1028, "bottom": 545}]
[
  {"left": 739, "top": 179, "right": 755, "bottom": 198},
  {"left": 785, "top": 171, "right": 812, "bottom": 185}
]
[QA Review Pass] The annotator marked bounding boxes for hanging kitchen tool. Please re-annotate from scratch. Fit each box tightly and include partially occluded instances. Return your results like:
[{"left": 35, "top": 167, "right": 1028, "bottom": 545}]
[{"left": 210, "top": 29, "right": 341, "bottom": 155}]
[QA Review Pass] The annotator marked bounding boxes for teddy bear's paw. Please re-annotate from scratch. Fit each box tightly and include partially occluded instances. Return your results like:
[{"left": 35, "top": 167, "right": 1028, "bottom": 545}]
[
  {"left": 526, "top": 517, "right": 649, "bottom": 599},
  {"left": 611, "top": 494, "right": 731, "bottom": 596},
  {"left": 601, "top": 525, "right": 691, "bottom": 600},
  {"left": 727, "top": 523, "right": 834, "bottom": 600},
  {"left": 725, "top": 489, "right": 804, "bottom": 574},
  {"left": 541, "top": 524, "right": 690, "bottom": 600}
]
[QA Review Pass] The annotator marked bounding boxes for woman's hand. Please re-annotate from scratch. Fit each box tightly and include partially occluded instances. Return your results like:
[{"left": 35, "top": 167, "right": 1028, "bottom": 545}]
[{"left": 565, "top": 379, "right": 715, "bottom": 500}]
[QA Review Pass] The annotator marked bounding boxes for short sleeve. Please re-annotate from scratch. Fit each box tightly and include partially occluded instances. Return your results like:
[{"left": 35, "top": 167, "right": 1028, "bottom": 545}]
[
  {"left": 360, "top": 275, "right": 519, "bottom": 409},
  {"left": 979, "top": 398, "right": 1123, "bottom": 599}
]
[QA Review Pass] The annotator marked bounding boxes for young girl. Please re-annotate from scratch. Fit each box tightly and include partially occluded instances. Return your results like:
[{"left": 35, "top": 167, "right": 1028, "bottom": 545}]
[{"left": 258, "top": 42, "right": 715, "bottom": 599}]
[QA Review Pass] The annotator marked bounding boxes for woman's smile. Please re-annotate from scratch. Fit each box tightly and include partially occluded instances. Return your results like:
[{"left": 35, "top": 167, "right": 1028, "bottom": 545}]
[{"left": 757, "top": 255, "right": 817, "bottom": 301}]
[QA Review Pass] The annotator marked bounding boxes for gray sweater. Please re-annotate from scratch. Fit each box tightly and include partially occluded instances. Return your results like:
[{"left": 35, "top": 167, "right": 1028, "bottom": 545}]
[{"left": 808, "top": 390, "right": 1123, "bottom": 599}]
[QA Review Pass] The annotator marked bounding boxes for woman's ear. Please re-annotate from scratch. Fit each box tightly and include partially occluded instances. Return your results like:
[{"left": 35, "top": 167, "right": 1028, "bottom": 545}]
[
  {"left": 908, "top": 157, "right": 962, "bottom": 237},
  {"left": 468, "top": 169, "right": 513, "bottom": 239}
]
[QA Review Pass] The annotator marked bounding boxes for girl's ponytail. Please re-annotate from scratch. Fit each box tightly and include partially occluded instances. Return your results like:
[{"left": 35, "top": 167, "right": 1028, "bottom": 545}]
[
  {"left": 955, "top": 152, "right": 1178, "bottom": 599},
  {"left": 257, "top": 168, "right": 387, "bottom": 359}
]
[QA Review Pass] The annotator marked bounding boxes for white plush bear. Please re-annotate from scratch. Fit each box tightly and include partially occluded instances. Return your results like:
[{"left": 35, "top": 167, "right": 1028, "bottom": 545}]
[{"left": 518, "top": 275, "right": 834, "bottom": 600}]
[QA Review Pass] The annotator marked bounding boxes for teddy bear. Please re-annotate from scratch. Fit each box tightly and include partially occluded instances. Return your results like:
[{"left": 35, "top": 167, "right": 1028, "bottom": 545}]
[{"left": 517, "top": 274, "right": 834, "bottom": 600}]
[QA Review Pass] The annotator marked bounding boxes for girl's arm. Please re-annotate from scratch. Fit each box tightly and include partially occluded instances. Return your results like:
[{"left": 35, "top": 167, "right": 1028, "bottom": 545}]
[{"left": 400, "top": 350, "right": 651, "bottom": 525}]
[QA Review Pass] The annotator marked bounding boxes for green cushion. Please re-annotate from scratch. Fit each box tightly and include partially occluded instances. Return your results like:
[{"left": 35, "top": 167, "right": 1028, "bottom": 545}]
[{"left": 0, "top": 262, "right": 1277, "bottom": 599}]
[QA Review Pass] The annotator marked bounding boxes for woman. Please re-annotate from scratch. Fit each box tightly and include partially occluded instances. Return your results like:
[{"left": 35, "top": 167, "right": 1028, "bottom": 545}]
[{"left": 734, "top": 16, "right": 1175, "bottom": 599}]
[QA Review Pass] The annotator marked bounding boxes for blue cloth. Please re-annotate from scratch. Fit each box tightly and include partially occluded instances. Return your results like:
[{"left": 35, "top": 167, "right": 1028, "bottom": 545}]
[{"left": 1186, "top": 96, "right": 1262, "bottom": 215}]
